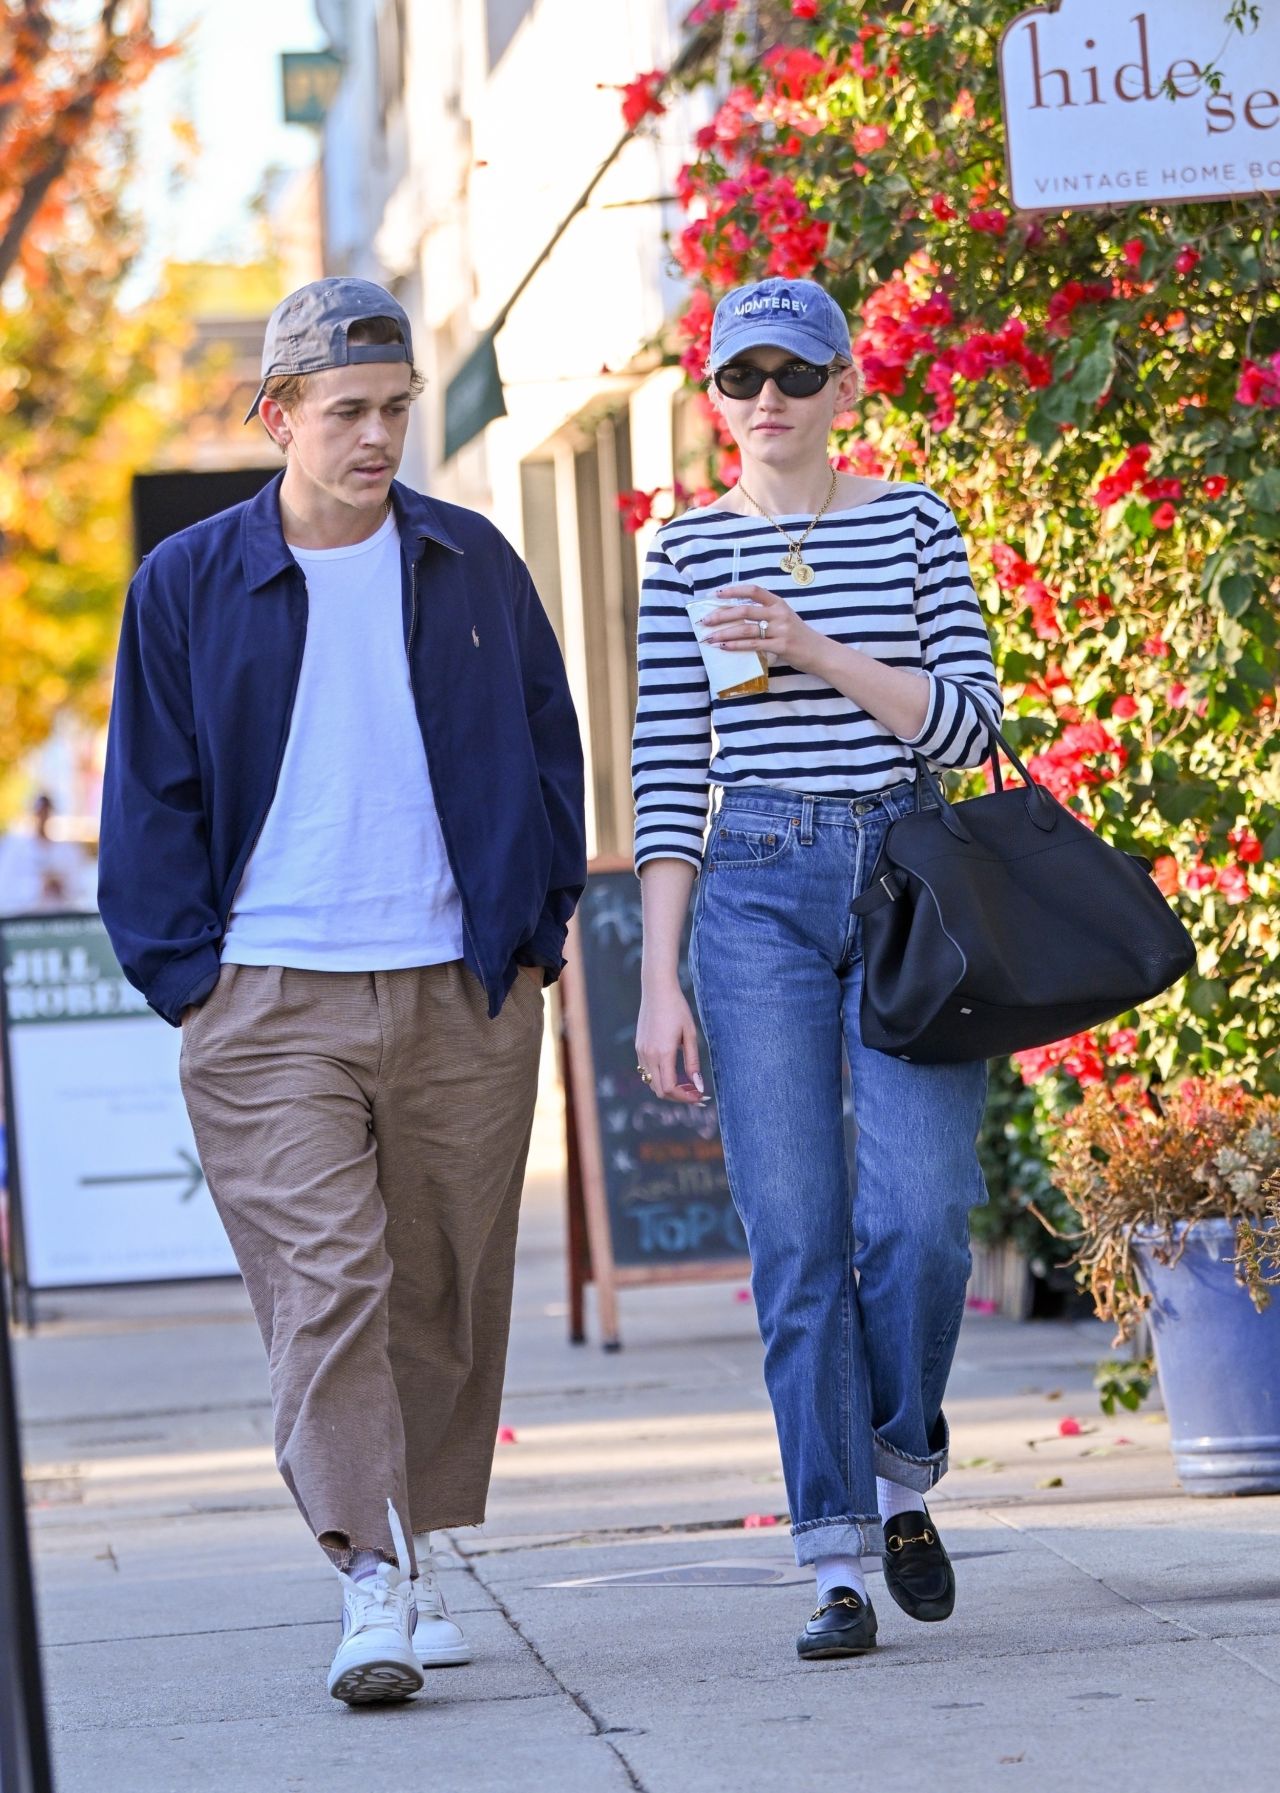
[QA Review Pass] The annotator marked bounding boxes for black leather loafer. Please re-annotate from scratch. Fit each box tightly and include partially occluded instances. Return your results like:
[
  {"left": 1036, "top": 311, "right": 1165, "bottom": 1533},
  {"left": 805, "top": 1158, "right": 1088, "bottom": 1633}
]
[
  {"left": 796, "top": 1588, "right": 878, "bottom": 1659},
  {"left": 881, "top": 1508, "right": 955, "bottom": 1622}
]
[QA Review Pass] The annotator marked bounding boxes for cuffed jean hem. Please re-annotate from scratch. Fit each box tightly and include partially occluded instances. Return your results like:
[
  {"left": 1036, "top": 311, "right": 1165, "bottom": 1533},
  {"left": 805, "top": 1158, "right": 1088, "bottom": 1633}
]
[
  {"left": 873, "top": 1427, "right": 949, "bottom": 1495},
  {"left": 791, "top": 1514, "right": 885, "bottom": 1565}
]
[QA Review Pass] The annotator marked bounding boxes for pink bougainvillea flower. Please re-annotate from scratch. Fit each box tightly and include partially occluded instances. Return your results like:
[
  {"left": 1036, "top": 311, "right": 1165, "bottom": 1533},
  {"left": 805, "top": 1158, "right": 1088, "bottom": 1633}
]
[
  {"left": 618, "top": 70, "right": 667, "bottom": 130},
  {"left": 734, "top": 1287, "right": 753, "bottom": 1303},
  {"left": 1121, "top": 237, "right": 1146, "bottom": 268},
  {"left": 854, "top": 122, "right": 889, "bottom": 153},
  {"left": 1186, "top": 859, "right": 1217, "bottom": 892},
  {"left": 1151, "top": 502, "right": 1178, "bottom": 530},
  {"left": 761, "top": 44, "right": 831, "bottom": 99},
  {"left": 1013, "top": 1030, "right": 1107, "bottom": 1087},
  {"left": 1111, "top": 694, "right": 1139, "bottom": 721},
  {"left": 497, "top": 1426, "right": 518, "bottom": 1445},
  {"left": 1026, "top": 721, "right": 1125, "bottom": 803},
  {"left": 742, "top": 1513, "right": 779, "bottom": 1529},
  {"left": 791, "top": 0, "right": 820, "bottom": 17},
  {"left": 1229, "top": 827, "right": 1263, "bottom": 864},
  {"left": 969, "top": 207, "right": 1009, "bottom": 236},
  {"left": 1152, "top": 855, "right": 1180, "bottom": 896},
  {"left": 1141, "top": 477, "right": 1184, "bottom": 501},
  {"left": 1202, "top": 474, "right": 1230, "bottom": 498},
  {"left": 1217, "top": 864, "right": 1251, "bottom": 905},
  {"left": 1168, "top": 682, "right": 1190, "bottom": 708},
  {"left": 991, "top": 542, "right": 1037, "bottom": 589},
  {"left": 1107, "top": 1028, "right": 1139, "bottom": 1057},
  {"left": 1058, "top": 1417, "right": 1082, "bottom": 1437},
  {"left": 1236, "top": 353, "right": 1280, "bottom": 408},
  {"left": 1174, "top": 245, "right": 1200, "bottom": 275},
  {"left": 616, "top": 488, "right": 661, "bottom": 533},
  {"left": 1091, "top": 442, "right": 1154, "bottom": 508},
  {"left": 931, "top": 192, "right": 957, "bottom": 221}
]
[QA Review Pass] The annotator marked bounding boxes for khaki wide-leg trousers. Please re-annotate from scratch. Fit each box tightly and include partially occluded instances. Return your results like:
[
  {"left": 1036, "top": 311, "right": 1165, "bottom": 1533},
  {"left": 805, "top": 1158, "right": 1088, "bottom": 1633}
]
[{"left": 179, "top": 960, "right": 544, "bottom": 1570}]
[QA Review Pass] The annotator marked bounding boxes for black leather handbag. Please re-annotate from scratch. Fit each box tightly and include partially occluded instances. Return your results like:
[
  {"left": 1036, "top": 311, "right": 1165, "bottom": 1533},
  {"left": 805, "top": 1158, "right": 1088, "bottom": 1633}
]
[{"left": 849, "top": 723, "right": 1197, "bottom": 1064}]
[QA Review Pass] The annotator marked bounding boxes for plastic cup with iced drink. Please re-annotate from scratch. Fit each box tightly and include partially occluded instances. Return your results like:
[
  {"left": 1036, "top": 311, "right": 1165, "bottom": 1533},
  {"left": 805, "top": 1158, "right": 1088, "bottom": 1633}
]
[{"left": 686, "top": 595, "right": 769, "bottom": 699}]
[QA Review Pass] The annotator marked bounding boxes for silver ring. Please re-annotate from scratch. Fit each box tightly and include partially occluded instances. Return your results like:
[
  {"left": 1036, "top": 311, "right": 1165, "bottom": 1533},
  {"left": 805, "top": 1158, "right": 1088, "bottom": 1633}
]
[{"left": 758, "top": 619, "right": 768, "bottom": 639}]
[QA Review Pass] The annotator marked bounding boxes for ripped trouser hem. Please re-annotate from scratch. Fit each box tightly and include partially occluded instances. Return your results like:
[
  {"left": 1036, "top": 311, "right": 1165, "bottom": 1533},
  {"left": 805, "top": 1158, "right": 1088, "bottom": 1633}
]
[{"left": 791, "top": 1515, "right": 885, "bottom": 1564}]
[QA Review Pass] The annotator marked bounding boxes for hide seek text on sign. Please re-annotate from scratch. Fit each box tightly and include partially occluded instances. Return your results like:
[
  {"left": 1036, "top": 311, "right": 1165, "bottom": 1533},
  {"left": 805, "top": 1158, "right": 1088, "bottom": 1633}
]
[{"left": 1001, "top": 2, "right": 1280, "bottom": 212}]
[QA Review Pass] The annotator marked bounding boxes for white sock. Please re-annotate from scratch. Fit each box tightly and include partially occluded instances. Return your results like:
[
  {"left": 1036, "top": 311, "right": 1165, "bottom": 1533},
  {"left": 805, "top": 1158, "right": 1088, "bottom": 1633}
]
[
  {"left": 412, "top": 1531, "right": 431, "bottom": 1582},
  {"left": 348, "top": 1547, "right": 385, "bottom": 1582},
  {"left": 877, "top": 1475, "right": 925, "bottom": 1522},
  {"left": 814, "top": 1555, "right": 868, "bottom": 1603}
]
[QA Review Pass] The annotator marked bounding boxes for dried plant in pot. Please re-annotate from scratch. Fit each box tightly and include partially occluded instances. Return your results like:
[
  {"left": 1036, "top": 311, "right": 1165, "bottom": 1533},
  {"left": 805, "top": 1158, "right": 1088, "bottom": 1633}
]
[{"left": 1048, "top": 1081, "right": 1280, "bottom": 1495}]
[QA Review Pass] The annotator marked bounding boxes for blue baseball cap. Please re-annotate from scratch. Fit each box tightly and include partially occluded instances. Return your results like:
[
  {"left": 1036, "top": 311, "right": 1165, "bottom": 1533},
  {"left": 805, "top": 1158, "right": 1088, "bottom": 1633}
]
[
  {"left": 244, "top": 277, "right": 415, "bottom": 423},
  {"left": 709, "top": 278, "right": 851, "bottom": 372}
]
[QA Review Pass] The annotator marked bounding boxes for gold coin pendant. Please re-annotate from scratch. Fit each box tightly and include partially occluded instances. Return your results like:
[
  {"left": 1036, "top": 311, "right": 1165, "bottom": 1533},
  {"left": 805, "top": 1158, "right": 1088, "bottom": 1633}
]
[{"left": 791, "top": 560, "right": 816, "bottom": 586}]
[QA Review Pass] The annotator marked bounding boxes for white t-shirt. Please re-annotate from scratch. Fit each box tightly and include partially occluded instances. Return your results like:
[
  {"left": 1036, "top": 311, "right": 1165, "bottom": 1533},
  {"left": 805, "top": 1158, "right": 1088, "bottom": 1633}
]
[{"left": 221, "top": 511, "right": 465, "bottom": 971}]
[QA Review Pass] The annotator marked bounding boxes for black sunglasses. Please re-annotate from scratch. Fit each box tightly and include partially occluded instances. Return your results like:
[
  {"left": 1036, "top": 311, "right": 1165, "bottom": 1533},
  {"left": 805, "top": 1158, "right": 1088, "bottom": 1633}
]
[{"left": 712, "top": 359, "right": 838, "bottom": 400}]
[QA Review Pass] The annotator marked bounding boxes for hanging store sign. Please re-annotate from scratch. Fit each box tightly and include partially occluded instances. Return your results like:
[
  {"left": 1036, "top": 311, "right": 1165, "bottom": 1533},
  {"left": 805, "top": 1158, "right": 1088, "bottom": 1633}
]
[
  {"left": 281, "top": 50, "right": 344, "bottom": 127},
  {"left": 443, "top": 330, "right": 508, "bottom": 461},
  {"left": 1000, "top": 2, "right": 1280, "bottom": 212}
]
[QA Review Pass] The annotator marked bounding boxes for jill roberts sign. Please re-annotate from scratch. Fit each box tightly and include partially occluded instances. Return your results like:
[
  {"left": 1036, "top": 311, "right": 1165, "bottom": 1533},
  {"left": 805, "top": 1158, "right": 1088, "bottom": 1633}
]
[{"left": 1000, "top": 2, "right": 1280, "bottom": 212}]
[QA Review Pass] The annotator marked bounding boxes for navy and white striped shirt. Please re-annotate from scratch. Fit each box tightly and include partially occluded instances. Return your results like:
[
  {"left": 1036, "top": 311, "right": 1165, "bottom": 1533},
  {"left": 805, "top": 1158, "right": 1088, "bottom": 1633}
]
[{"left": 630, "top": 483, "right": 1003, "bottom": 871}]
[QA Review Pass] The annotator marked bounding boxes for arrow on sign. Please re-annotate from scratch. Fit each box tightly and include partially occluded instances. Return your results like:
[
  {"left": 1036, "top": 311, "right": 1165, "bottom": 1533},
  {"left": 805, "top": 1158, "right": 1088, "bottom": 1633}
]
[{"left": 80, "top": 1148, "right": 206, "bottom": 1203}]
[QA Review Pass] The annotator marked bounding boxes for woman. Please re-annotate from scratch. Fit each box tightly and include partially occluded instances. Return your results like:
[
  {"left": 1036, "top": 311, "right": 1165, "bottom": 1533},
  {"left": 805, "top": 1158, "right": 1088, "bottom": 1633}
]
[{"left": 631, "top": 276, "right": 1001, "bottom": 1660}]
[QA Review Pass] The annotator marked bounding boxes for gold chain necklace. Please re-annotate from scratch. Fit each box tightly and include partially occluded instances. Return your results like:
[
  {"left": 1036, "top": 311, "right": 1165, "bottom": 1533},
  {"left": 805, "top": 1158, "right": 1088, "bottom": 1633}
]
[{"left": 736, "top": 467, "right": 838, "bottom": 586}]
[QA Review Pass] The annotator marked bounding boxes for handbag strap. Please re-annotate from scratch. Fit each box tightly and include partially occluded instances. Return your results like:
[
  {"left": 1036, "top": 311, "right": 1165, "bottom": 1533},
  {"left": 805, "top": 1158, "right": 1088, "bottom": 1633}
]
[{"left": 913, "top": 711, "right": 1057, "bottom": 836}]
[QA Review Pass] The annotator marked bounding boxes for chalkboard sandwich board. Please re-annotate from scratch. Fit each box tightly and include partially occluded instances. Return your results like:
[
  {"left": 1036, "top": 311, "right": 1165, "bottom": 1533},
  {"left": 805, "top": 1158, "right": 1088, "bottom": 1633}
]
[{"left": 559, "top": 859, "right": 750, "bottom": 1349}]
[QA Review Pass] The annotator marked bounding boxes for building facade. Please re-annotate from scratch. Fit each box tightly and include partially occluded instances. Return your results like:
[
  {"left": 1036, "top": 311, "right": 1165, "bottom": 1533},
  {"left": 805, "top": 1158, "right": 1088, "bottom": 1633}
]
[{"left": 311, "top": 0, "right": 720, "bottom": 858}]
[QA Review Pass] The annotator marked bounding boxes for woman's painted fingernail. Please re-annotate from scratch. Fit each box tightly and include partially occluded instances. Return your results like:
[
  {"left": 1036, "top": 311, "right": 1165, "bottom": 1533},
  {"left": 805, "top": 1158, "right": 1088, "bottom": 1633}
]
[{"left": 693, "top": 1072, "right": 705, "bottom": 1093}]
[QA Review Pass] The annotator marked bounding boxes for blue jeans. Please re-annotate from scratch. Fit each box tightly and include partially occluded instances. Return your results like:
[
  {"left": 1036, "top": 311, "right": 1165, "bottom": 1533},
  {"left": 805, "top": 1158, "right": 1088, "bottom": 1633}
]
[{"left": 689, "top": 782, "right": 988, "bottom": 1563}]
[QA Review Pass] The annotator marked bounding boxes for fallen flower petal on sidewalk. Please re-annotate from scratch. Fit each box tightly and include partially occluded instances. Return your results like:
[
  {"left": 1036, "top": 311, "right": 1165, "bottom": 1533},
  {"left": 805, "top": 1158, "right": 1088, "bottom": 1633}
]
[
  {"left": 742, "top": 1513, "right": 778, "bottom": 1528},
  {"left": 497, "top": 1426, "right": 518, "bottom": 1444},
  {"left": 1058, "top": 1416, "right": 1082, "bottom": 1436}
]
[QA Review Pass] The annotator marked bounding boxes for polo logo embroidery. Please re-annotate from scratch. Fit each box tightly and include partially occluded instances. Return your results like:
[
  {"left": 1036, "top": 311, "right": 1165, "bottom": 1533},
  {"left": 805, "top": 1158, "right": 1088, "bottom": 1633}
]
[{"left": 472, "top": 626, "right": 480, "bottom": 647}]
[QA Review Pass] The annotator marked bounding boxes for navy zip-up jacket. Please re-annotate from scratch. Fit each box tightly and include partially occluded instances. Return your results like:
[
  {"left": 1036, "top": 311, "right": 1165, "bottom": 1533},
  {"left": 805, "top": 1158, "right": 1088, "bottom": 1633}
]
[{"left": 98, "top": 474, "right": 586, "bottom": 1026}]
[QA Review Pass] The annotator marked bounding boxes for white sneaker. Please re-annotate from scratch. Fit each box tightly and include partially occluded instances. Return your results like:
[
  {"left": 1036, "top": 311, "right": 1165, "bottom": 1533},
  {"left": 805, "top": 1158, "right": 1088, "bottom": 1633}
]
[
  {"left": 413, "top": 1549, "right": 472, "bottom": 1668},
  {"left": 326, "top": 1499, "right": 425, "bottom": 1705}
]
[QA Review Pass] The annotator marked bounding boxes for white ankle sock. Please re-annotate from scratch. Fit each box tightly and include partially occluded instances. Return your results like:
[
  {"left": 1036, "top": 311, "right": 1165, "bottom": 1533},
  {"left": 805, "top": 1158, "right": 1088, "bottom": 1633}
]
[
  {"left": 814, "top": 1555, "right": 868, "bottom": 1603},
  {"left": 348, "top": 1548, "right": 384, "bottom": 1582},
  {"left": 877, "top": 1475, "right": 925, "bottom": 1522},
  {"left": 412, "top": 1531, "right": 431, "bottom": 1581}
]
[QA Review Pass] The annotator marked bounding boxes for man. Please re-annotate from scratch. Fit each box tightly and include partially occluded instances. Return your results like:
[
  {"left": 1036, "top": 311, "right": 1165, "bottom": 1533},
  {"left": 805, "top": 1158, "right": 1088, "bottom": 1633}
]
[
  {"left": 98, "top": 278, "right": 585, "bottom": 1705},
  {"left": 0, "top": 794, "right": 94, "bottom": 915}
]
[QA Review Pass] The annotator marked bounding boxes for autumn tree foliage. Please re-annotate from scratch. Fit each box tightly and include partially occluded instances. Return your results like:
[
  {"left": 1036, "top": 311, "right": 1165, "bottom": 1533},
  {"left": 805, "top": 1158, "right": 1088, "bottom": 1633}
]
[
  {"left": 0, "top": 1, "right": 175, "bottom": 797},
  {"left": 623, "top": 0, "right": 1280, "bottom": 1096}
]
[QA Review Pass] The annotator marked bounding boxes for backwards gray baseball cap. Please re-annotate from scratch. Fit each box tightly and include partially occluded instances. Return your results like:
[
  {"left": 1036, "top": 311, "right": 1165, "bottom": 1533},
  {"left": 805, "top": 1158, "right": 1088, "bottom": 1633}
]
[
  {"left": 243, "top": 277, "right": 415, "bottom": 423},
  {"left": 709, "top": 277, "right": 851, "bottom": 371}
]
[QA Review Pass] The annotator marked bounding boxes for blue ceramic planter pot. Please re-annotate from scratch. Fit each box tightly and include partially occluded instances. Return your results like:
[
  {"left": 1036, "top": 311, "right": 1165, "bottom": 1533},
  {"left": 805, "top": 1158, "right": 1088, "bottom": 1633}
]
[{"left": 1132, "top": 1218, "right": 1280, "bottom": 1496}]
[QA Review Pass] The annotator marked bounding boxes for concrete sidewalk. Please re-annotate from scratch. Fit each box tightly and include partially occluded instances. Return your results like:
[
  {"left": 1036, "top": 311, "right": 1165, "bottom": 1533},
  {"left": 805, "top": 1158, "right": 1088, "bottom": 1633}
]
[{"left": 14, "top": 1088, "right": 1280, "bottom": 1792}]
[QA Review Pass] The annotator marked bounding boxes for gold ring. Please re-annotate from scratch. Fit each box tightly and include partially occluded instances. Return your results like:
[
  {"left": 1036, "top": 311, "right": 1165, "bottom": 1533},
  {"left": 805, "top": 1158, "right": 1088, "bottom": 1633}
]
[
  {"left": 637, "top": 1066, "right": 653, "bottom": 1084},
  {"left": 758, "top": 619, "right": 768, "bottom": 638}
]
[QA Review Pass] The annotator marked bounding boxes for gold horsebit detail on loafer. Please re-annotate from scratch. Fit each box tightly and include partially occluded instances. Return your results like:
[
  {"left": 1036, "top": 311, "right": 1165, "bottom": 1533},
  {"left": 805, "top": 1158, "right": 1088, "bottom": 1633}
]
[
  {"left": 887, "top": 1527, "right": 937, "bottom": 1553},
  {"left": 810, "top": 1594, "right": 864, "bottom": 1620}
]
